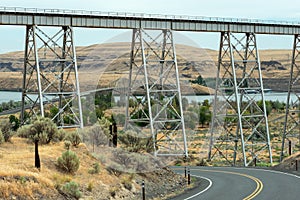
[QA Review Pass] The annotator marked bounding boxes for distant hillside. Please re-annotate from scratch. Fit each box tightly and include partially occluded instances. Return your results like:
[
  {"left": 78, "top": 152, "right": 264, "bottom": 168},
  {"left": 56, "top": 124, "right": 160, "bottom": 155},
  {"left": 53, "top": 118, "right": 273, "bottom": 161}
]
[{"left": 0, "top": 43, "right": 293, "bottom": 92}]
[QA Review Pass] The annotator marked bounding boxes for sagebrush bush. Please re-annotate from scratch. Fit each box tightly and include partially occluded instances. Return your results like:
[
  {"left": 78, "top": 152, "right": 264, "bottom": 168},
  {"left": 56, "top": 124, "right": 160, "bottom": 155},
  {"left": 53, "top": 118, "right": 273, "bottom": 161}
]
[
  {"left": 16, "top": 117, "right": 59, "bottom": 144},
  {"left": 64, "top": 140, "right": 71, "bottom": 150},
  {"left": 106, "top": 162, "right": 124, "bottom": 177},
  {"left": 118, "top": 130, "right": 153, "bottom": 153},
  {"left": 61, "top": 181, "right": 82, "bottom": 199},
  {"left": 0, "top": 130, "right": 4, "bottom": 144},
  {"left": 87, "top": 182, "right": 94, "bottom": 192},
  {"left": 88, "top": 162, "right": 100, "bottom": 174},
  {"left": 65, "top": 131, "right": 82, "bottom": 147},
  {"left": 0, "top": 119, "right": 14, "bottom": 142},
  {"left": 57, "top": 150, "right": 80, "bottom": 173},
  {"left": 54, "top": 129, "right": 66, "bottom": 142}
]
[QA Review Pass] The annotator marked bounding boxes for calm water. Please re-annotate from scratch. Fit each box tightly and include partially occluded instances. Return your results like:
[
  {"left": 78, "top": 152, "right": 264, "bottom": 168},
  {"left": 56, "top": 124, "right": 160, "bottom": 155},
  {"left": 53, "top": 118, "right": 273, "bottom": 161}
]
[
  {"left": 0, "top": 91, "right": 23, "bottom": 103},
  {"left": 0, "top": 91, "right": 297, "bottom": 104}
]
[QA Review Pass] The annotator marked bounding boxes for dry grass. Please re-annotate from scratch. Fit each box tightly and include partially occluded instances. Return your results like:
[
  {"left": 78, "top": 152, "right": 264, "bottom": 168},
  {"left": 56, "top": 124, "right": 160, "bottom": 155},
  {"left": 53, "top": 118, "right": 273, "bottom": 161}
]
[{"left": 0, "top": 137, "right": 131, "bottom": 199}]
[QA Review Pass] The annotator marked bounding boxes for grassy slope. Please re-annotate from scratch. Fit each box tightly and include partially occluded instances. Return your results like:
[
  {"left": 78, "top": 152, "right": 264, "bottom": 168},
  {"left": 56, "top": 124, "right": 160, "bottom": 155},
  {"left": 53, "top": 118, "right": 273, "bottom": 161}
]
[{"left": 0, "top": 137, "right": 139, "bottom": 199}]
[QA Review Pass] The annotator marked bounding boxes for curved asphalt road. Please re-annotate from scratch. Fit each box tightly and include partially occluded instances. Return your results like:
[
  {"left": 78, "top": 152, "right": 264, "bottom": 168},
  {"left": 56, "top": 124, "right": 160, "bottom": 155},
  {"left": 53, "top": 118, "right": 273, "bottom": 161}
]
[{"left": 172, "top": 166, "right": 300, "bottom": 200}]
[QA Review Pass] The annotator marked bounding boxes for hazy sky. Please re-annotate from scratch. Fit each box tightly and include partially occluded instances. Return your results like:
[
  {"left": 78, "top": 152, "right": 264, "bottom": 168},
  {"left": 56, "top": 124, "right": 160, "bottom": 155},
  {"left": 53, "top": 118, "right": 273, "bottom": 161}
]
[{"left": 0, "top": 0, "right": 300, "bottom": 53}]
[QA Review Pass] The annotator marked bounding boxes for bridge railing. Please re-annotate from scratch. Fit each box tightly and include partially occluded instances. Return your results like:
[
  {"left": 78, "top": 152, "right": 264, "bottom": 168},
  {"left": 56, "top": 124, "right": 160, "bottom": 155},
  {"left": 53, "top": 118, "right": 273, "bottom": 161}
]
[{"left": 0, "top": 6, "right": 299, "bottom": 26}]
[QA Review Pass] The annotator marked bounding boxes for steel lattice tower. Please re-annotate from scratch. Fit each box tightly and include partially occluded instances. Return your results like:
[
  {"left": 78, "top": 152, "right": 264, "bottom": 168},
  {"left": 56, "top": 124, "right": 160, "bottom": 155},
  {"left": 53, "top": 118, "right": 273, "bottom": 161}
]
[
  {"left": 125, "top": 29, "right": 188, "bottom": 157},
  {"left": 21, "top": 25, "right": 83, "bottom": 128},
  {"left": 281, "top": 34, "right": 300, "bottom": 161},
  {"left": 208, "top": 32, "right": 272, "bottom": 166}
]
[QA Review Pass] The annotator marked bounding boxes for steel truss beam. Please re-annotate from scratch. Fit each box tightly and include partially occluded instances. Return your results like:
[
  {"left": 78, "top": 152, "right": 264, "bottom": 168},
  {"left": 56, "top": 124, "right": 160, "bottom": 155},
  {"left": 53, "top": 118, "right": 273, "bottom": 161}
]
[
  {"left": 21, "top": 25, "right": 83, "bottom": 128},
  {"left": 125, "top": 29, "right": 188, "bottom": 157},
  {"left": 281, "top": 34, "right": 300, "bottom": 161},
  {"left": 208, "top": 32, "right": 272, "bottom": 166}
]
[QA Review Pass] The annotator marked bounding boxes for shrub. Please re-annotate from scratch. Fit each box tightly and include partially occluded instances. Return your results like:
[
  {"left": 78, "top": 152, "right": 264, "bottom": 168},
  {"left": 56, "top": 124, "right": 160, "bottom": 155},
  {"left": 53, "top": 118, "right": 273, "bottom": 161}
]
[
  {"left": 121, "top": 177, "right": 132, "bottom": 191},
  {"left": 54, "top": 129, "right": 66, "bottom": 142},
  {"left": 111, "top": 148, "right": 158, "bottom": 173},
  {"left": 16, "top": 117, "right": 59, "bottom": 144},
  {"left": 196, "top": 158, "right": 208, "bottom": 166},
  {"left": 65, "top": 131, "right": 82, "bottom": 147},
  {"left": 57, "top": 150, "right": 80, "bottom": 173},
  {"left": 0, "top": 119, "right": 14, "bottom": 142},
  {"left": 87, "top": 182, "right": 94, "bottom": 192},
  {"left": 64, "top": 140, "right": 71, "bottom": 150},
  {"left": 88, "top": 162, "right": 100, "bottom": 174},
  {"left": 61, "top": 181, "right": 82, "bottom": 199},
  {"left": 106, "top": 162, "right": 124, "bottom": 177},
  {"left": 87, "top": 125, "right": 109, "bottom": 151},
  {"left": 118, "top": 130, "right": 153, "bottom": 153},
  {"left": 17, "top": 125, "right": 30, "bottom": 138},
  {"left": 0, "top": 130, "right": 4, "bottom": 144}
]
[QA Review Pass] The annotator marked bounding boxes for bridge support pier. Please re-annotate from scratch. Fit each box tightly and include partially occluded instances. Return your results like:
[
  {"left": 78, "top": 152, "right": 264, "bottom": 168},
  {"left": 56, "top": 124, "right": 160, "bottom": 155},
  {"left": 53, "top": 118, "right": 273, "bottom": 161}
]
[
  {"left": 125, "top": 29, "right": 188, "bottom": 157},
  {"left": 281, "top": 34, "right": 300, "bottom": 161},
  {"left": 209, "top": 32, "right": 272, "bottom": 166},
  {"left": 21, "top": 25, "right": 83, "bottom": 128}
]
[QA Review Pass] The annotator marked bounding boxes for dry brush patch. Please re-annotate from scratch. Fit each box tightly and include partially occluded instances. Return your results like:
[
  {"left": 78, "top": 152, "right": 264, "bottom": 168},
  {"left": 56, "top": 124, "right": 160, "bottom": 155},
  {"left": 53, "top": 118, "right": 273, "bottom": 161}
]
[{"left": 0, "top": 137, "right": 132, "bottom": 199}]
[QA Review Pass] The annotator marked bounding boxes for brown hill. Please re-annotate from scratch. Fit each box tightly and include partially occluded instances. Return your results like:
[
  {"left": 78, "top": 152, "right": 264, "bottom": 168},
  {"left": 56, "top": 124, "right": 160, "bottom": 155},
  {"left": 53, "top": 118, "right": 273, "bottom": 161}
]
[{"left": 0, "top": 43, "right": 293, "bottom": 92}]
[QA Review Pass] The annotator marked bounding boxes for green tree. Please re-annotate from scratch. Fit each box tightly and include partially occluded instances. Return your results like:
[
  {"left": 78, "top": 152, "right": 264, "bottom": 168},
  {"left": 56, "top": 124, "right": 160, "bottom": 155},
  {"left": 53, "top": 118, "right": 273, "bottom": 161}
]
[
  {"left": 272, "top": 100, "right": 285, "bottom": 112},
  {"left": 257, "top": 100, "right": 272, "bottom": 116},
  {"left": 9, "top": 115, "right": 20, "bottom": 131},
  {"left": 199, "top": 106, "right": 212, "bottom": 127},
  {"left": 202, "top": 99, "right": 210, "bottom": 107},
  {"left": 190, "top": 75, "right": 207, "bottom": 86}
]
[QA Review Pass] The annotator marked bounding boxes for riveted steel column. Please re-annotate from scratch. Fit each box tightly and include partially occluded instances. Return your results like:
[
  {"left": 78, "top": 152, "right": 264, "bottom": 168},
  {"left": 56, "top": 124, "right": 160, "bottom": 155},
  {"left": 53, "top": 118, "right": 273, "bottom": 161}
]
[
  {"left": 125, "top": 29, "right": 188, "bottom": 157},
  {"left": 209, "top": 32, "right": 272, "bottom": 166},
  {"left": 21, "top": 25, "right": 83, "bottom": 128},
  {"left": 281, "top": 34, "right": 300, "bottom": 161},
  {"left": 21, "top": 25, "right": 44, "bottom": 124}
]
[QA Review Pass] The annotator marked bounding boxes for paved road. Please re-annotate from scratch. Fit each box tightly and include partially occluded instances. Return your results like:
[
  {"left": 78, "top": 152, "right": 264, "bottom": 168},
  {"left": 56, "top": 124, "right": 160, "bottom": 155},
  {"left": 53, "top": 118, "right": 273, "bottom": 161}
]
[{"left": 172, "top": 166, "right": 300, "bottom": 200}]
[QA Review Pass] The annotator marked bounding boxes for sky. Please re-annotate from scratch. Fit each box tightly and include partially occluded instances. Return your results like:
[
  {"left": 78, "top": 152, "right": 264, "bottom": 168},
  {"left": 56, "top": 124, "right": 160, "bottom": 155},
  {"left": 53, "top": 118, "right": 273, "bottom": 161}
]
[{"left": 0, "top": 0, "right": 300, "bottom": 53}]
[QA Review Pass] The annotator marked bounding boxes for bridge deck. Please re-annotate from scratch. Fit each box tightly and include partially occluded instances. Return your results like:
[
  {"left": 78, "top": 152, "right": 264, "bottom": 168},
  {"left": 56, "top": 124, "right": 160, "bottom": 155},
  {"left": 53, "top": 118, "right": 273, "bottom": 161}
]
[{"left": 0, "top": 7, "right": 300, "bottom": 35}]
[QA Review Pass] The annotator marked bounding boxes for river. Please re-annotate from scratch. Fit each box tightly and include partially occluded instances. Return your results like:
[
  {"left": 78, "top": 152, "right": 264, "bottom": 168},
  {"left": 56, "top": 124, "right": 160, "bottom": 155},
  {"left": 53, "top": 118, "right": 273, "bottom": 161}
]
[{"left": 0, "top": 91, "right": 297, "bottom": 104}]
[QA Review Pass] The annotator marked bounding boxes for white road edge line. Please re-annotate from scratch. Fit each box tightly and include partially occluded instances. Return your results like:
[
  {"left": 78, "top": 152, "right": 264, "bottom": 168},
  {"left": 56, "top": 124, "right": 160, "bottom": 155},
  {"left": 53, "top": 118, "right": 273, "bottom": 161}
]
[
  {"left": 231, "top": 167, "right": 300, "bottom": 179},
  {"left": 183, "top": 175, "right": 213, "bottom": 200}
]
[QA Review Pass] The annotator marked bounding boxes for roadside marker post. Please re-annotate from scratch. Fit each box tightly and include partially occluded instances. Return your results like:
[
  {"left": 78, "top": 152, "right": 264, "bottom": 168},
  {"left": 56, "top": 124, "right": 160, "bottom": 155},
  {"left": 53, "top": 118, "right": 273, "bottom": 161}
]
[
  {"left": 185, "top": 166, "right": 187, "bottom": 178},
  {"left": 142, "top": 180, "right": 145, "bottom": 200},
  {"left": 188, "top": 168, "right": 191, "bottom": 185},
  {"left": 288, "top": 140, "right": 292, "bottom": 156}
]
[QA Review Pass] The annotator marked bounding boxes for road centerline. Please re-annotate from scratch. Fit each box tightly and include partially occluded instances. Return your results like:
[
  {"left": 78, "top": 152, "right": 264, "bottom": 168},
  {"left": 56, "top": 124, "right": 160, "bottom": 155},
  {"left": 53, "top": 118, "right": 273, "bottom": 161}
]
[{"left": 191, "top": 168, "right": 263, "bottom": 200}]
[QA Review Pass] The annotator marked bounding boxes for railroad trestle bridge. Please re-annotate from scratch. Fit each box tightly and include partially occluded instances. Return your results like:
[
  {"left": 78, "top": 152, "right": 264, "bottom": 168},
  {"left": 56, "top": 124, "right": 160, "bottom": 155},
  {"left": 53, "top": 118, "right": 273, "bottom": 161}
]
[{"left": 1, "top": 6, "right": 300, "bottom": 166}]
